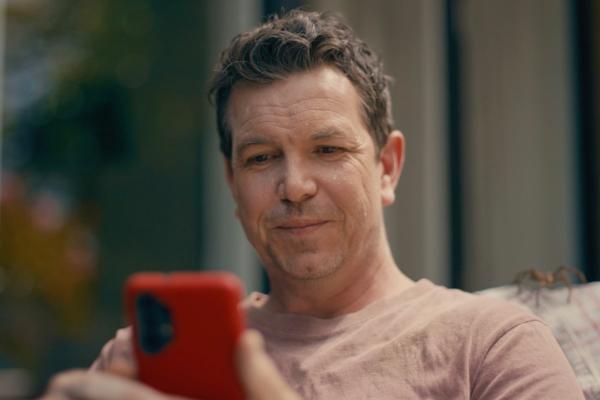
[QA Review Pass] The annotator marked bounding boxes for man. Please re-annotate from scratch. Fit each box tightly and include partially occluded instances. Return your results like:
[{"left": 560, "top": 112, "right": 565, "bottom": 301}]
[{"left": 45, "top": 10, "right": 584, "bottom": 399}]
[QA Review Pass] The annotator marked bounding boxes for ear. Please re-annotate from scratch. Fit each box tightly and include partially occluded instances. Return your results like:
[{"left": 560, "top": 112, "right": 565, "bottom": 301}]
[{"left": 379, "top": 130, "right": 405, "bottom": 206}]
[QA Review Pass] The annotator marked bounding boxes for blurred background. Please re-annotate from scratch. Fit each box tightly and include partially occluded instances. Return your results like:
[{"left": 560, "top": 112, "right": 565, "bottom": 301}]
[{"left": 0, "top": 0, "right": 598, "bottom": 396}]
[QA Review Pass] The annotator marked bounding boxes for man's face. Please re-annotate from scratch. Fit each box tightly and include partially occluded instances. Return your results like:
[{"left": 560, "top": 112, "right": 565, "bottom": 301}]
[{"left": 225, "top": 66, "right": 400, "bottom": 281}]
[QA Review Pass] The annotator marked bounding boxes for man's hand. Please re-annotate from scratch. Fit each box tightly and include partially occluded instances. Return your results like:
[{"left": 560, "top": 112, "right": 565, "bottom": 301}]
[
  {"left": 42, "top": 330, "right": 301, "bottom": 400},
  {"left": 43, "top": 368, "right": 179, "bottom": 400}
]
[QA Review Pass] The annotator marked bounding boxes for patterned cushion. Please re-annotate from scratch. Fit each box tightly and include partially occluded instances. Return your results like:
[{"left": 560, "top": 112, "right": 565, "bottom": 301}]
[{"left": 478, "top": 281, "right": 600, "bottom": 400}]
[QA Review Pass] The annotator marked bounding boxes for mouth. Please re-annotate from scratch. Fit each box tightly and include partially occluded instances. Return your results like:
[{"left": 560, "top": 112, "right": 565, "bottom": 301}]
[{"left": 275, "top": 220, "right": 329, "bottom": 235}]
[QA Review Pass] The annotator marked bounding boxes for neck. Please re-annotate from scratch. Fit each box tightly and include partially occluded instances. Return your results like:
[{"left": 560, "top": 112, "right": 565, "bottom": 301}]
[{"left": 264, "top": 234, "right": 414, "bottom": 318}]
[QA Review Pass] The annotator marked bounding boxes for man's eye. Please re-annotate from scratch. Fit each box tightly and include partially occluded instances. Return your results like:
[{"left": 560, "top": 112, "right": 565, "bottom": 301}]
[
  {"left": 248, "top": 154, "right": 270, "bottom": 164},
  {"left": 317, "top": 146, "right": 341, "bottom": 154}
]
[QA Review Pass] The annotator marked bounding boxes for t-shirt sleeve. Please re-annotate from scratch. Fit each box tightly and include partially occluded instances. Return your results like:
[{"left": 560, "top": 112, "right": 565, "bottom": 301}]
[
  {"left": 89, "top": 326, "right": 134, "bottom": 371},
  {"left": 471, "top": 320, "right": 584, "bottom": 400}
]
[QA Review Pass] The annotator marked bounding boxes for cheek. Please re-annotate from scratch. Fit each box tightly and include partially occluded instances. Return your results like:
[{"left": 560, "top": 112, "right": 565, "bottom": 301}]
[
  {"left": 234, "top": 175, "right": 275, "bottom": 226},
  {"left": 321, "top": 164, "right": 377, "bottom": 217}
]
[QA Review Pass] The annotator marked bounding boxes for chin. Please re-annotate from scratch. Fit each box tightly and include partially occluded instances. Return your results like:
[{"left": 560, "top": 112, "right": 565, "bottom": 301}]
[{"left": 275, "top": 252, "right": 345, "bottom": 281}]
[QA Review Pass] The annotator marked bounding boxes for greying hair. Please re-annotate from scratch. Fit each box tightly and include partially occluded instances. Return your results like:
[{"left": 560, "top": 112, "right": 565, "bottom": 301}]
[{"left": 209, "top": 9, "right": 394, "bottom": 159}]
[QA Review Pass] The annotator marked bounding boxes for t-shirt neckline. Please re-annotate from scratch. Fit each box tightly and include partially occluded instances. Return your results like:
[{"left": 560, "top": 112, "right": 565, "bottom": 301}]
[{"left": 244, "top": 279, "right": 435, "bottom": 338}]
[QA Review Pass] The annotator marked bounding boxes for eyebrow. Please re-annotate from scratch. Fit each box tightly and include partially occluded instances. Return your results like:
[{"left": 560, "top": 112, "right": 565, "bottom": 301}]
[
  {"left": 234, "top": 137, "right": 272, "bottom": 156},
  {"left": 310, "top": 129, "right": 350, "bottom": 141},
  {"left": 234, "top": 128, "right": 353, "bottom": 156}
]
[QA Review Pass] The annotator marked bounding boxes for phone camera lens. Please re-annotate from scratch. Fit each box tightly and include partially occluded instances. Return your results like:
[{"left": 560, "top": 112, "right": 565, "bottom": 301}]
[{"left": 136, "top": 293, "right": 174, "bottom": 354}]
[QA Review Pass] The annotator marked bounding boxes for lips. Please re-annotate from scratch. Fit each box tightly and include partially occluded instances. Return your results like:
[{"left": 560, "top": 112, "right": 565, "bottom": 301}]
[{"left": 275, "top": 220, "right": 329, "bottom": 235}]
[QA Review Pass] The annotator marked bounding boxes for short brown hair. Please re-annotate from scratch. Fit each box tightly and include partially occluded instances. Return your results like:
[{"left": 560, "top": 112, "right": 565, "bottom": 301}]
[{"left": 209, "top": 9, "right": 394, "bottom": 159}]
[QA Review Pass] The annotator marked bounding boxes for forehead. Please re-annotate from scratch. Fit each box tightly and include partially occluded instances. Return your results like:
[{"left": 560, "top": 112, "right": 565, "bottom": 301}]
[{"left": 226, "top": 66, "right": 367, "bottom": 139}]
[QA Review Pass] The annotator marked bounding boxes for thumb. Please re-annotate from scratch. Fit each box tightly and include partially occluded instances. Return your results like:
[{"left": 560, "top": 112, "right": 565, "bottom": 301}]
[{"left": 236, "top": 330, "right": 301, "bottom": 400}]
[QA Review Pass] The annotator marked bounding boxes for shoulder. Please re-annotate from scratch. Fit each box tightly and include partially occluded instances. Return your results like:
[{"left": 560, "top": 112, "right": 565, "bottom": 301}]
[
  {"left": 413, "top": 283, "right": 582, "bottom": 398},
  {"left": 410, "top": 281, "right": 541, "bottom": 336},
  {"left": 406, "top": 282, "right": 552, "bottom": 368},
  {"left": 470, "top": 316, "right": 583, "bottom": 398}
]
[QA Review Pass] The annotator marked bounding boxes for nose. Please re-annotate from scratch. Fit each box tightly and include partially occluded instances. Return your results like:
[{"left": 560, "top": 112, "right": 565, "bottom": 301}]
[{"left": 277, "top": 156, "right": 317, "bottom": 203}]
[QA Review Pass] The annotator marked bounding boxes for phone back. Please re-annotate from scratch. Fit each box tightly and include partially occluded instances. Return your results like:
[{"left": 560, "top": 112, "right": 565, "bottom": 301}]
[{"left": 125, "top": 271, "right": 245, "bottom": 400}]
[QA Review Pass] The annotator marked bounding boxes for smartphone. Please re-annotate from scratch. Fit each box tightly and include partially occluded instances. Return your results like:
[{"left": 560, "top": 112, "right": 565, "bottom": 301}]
[{"left": 124, "top": 271, "right": 246, "bottom": 400}]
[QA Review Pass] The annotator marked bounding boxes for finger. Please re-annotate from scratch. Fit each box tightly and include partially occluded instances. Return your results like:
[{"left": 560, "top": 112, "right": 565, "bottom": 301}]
[
  {"left": 104, "top": 348, "right": 138, "bottom": 380},
  {"left": 46, "top": 369, "right": 167, "bottom": 400},
  {"left": 236, "top": 330, "right": 302, "bottom": 400},
  {"left": 106, "top": 358, "right": 137, "bottom": 380},
  {"left": 40, "top": 393, "right": 70, "bottom": 400}
]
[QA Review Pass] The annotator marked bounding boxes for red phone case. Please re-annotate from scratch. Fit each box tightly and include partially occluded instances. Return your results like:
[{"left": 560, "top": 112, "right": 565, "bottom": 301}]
[{"left": 125, "top": 271, "right": 246, "bottom": 400}]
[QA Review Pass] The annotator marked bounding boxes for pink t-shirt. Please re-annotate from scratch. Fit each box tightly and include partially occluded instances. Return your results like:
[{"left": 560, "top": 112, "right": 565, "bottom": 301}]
[{"left": 92, "top": 279, "right": 584, "bottom": 399}]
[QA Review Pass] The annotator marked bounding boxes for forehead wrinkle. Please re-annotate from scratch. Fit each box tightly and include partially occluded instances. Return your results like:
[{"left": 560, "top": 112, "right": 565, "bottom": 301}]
[
  {"left": 288, "top": 98, "right": 358, "bottom": 120},
  {"left": 229, "top": 69, "right": 361, "bottom": 115},
  {"left": 228, "top": 67, "right": 369, "bottom": 146},
  {"left": 286, "top": 95, "right": 347, "bottom": 109},
  {"left": 289, "top": 107, "right": 355, "bottom": 123},
  {"left": 287, "top": 94, "right": 367, "bottom": 133},
  {"left": 310, "top": 129, "right": 352, "bottom": 140},
  {"left": 238, "top": 97, "right": 347, "bottom": 126},
  {"left": 239, "top": 90, "right": 353, "bottom": 115},
  {"left": 234, "top": 103, "right": 341, "bottom": 139},
  {"left": 237, "top": 113, "right": 289, "bottom": 137},
  {"left": 290, "top": 108, "right": 369, "bottom": 138}
]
